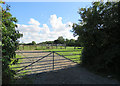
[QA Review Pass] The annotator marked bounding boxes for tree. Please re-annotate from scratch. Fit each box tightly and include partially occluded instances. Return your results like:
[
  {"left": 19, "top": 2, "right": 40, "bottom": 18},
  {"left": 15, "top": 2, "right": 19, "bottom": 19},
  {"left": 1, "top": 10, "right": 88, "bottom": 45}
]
[
  {"left": 46, "top": 41, "right": 54, "bottom": 44},
  {"left": 54, "top": 36, "right": 65, "bottom": 44},
  {"left": 65, "top": 38, "right": 70, "bottom": 46},
  {"left": 54, "top": 40, "right": 59, "bottom": 44},
  {"left": 32, "top": 41, "right": 36, "bottom": 45},
  {"left": 1, "top": 2, "right": 23, "bottom": 84},
  {"left": 75, "top": 40, "right": 81, "bottom": 47},
  {"left": 57, "top": 36, "right": 65, "bottom": 44},
  {"left": 69, "top": 39, "right": 75, "bottom": 46},
  {"left": 72, "top": 1, "right": 120, "bottom": 79}
]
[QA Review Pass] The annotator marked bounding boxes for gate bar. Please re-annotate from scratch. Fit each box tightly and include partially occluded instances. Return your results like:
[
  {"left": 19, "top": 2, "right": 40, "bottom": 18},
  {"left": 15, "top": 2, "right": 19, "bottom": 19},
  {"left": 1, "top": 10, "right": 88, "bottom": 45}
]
[
  {"left": 53, "top": 51, "right": 54, "bottom": 70},
  {"left": 55, "top": 52, "right": 78, "bottom": 64},
  {"left": 17, "top": 52, "right": 52, "bottom": 72}
]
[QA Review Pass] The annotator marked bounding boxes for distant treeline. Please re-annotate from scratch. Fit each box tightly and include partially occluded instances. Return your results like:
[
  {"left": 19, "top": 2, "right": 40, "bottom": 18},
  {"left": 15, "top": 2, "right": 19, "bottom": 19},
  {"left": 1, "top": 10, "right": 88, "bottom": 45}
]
[{"left": 20, "top": 36, "right": 81, "bottom": 47}]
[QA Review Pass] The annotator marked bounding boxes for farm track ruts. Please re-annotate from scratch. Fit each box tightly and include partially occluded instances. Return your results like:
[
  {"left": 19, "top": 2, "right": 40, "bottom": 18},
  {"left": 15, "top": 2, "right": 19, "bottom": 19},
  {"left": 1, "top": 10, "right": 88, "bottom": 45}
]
[{"left": 13, "top": 50, "right": 120, "bottom": 84}]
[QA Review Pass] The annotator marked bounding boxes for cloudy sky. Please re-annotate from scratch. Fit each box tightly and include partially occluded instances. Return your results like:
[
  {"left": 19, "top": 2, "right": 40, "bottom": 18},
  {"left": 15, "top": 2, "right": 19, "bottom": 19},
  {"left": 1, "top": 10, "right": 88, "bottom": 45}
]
[{"left": 4, "top": 2, "right": 92, "bottom": 43}]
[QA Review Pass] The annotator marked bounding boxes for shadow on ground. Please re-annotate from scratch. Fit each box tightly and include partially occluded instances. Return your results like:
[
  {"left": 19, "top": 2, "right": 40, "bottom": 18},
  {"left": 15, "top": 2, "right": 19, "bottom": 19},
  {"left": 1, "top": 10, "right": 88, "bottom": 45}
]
[{"left": 12, "top": 64, "right": 120, "bottom": 84}]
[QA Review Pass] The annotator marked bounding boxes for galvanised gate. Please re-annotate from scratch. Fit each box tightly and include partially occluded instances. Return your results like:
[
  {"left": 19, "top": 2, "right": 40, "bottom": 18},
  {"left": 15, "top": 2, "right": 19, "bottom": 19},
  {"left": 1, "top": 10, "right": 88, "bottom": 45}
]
[{"left": 12, "top": 50, "right": 80, "bottom": 76}]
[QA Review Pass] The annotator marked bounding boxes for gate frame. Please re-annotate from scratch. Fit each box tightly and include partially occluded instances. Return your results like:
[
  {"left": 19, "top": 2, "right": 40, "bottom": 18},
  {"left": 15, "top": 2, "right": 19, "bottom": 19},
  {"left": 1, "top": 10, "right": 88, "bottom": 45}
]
[{"left": 15, "top": 50, "right": 80, "bottom": 73}]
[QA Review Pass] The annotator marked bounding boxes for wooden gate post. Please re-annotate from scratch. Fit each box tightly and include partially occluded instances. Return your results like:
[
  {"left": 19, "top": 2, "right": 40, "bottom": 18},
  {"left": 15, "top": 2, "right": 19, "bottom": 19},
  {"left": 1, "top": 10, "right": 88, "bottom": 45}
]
[{"left": 53, "top": 51, "right": 54, "bottom": 70}]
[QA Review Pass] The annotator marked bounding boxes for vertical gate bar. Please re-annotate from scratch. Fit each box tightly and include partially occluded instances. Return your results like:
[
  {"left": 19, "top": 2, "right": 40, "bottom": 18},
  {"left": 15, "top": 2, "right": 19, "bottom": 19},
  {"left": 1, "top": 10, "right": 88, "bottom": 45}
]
[{"left": 53, "top": 51, "right": 54, "bottom": 70}]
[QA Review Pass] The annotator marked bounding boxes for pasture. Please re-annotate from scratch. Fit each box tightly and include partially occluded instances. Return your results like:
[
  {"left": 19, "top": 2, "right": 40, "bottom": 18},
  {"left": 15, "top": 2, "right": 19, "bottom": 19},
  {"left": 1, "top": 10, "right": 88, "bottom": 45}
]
[
  {"left": 10, "top": 46, "right": 120, "bottom": 84},
  {"left": 18, "top": 45, "right": 82, "bottom": 63},
  {"left": 45, "top": 47, "right": 82, "bottom": 63},
  {"left": 10, "top": 46, "right": 82, "bottom": 78}
]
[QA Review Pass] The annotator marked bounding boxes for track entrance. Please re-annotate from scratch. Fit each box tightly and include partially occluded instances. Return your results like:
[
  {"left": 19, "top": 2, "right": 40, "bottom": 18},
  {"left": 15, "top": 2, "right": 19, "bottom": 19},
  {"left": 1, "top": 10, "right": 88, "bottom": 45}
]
[
  {"left": 11, "top": 50, "right": 120, "bottom": 84},
  {"left": 12, "top": 50, "right": 79, "bottom": 77}
]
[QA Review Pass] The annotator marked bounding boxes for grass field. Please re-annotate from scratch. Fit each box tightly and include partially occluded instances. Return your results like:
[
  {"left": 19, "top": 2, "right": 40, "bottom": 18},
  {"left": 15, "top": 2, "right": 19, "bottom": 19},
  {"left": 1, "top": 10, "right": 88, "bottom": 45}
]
[
  {"left": 10, "top": 46, "right": 82, "bottom": 79},
  {"left": 18, "top": 46, "right": 82, "bottom": 63},
  {"left": 44, "top": 47, "right": 82, "bottom": 63}
]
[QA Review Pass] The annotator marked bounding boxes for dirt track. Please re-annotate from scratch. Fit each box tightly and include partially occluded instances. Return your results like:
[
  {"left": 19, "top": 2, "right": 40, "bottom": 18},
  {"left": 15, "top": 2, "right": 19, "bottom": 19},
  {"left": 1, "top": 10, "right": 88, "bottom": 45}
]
[
  {"left": 12, "top": 50, "right": 120, "bottom": 84},
  {"left": 15, "top": 50, "right": 77, "bottom": 75}
]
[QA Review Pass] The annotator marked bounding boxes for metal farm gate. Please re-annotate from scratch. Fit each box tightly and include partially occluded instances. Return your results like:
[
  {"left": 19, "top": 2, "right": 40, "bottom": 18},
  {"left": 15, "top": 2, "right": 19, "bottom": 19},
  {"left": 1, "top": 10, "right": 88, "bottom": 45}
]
[{"left": 12, "top": 50, "right": 80, "bottom": 77}]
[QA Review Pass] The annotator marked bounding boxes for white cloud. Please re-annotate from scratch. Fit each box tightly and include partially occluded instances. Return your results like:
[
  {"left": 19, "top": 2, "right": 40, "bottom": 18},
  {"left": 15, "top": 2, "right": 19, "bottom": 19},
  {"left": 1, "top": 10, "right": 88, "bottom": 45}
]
[
  {"left": 28, "top": 18, "right": 40, "bottom": 26},
  {"left": 16, "top": 14, "right": 78, "bottom": 43},
  {"left": 50, "top": 14, "right": 66, "bottom": 32},
  {"left": 42, "top": 24, "right": 50, "bottom": 34}
]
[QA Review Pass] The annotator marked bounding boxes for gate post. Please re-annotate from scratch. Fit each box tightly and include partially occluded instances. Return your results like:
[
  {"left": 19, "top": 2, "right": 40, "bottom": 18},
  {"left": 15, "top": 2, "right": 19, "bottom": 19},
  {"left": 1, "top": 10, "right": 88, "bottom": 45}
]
[
  {"left": 53, "top": 51, "right": 54, "bottom": 70},
  {"left": 23, "top": 45, "right": 24, "bottom": 50}
]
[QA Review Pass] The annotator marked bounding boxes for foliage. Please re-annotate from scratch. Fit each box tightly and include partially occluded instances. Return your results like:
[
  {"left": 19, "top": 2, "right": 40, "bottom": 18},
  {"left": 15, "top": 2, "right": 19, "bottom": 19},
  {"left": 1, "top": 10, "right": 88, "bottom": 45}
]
[
  {"left": 32, "top": 41, "right": 36, "bottom": 45},
  {"left": 72, "top": 1, "right": 120, "bottom": 79},
  {"left": 65, "top": 38, "right": 81, "bottom": 47},
  {"left": 1, "top": 2, "right": 23, "bottom": 84},
  {"left": 54, "top": 36, "right": 65, "bottom": 44},
  {"left": 21, "top": 36, "right": 81, "bottom": 47},
  {"left": 69, "top": 39, "right": 75, "bottom": 46},
  {"left": 37, "top": 36, "right": 81, "bottom": 47},
  {"left": 21, "top": 41, "right": 36, "bottom": 45},
  {"left": 42, "top": 41, "right": 54, "bottom": 44}
]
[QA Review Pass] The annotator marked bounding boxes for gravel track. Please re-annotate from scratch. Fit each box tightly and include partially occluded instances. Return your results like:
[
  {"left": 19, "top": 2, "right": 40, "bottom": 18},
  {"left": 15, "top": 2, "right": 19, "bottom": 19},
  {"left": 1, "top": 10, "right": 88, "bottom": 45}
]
[{"left": 12, "top": 50, "right": 120, "bottom": 84}]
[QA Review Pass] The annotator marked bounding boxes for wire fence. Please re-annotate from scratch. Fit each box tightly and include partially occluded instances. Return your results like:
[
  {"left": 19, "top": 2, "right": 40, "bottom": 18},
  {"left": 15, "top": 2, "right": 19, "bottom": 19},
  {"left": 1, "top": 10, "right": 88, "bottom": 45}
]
[{"left": 18, "top": 44, "right": 67, "bottom": 50}]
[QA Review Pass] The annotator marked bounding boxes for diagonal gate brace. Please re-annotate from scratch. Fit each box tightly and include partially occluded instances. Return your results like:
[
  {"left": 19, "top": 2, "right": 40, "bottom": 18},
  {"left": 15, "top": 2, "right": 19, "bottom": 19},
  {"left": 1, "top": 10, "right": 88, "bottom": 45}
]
[{"left": 17, "top": 52, "right": 52, "bottom": 73}]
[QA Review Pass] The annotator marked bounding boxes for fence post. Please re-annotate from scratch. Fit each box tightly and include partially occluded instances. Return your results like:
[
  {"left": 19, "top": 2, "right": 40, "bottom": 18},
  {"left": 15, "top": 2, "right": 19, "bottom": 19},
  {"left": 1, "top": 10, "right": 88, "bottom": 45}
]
[
  {"left": 53, "top": 51, "right": 54, "bottom": 70},
  {"left": 30, "top": 45, "right": 31, "bottom": 50},
  {"left": 65, "top": 44, "right": 66, "bottom": 49},
  {"left": 23, "top": 45, "right": 24, "bottom": 50},
  {"left": 56, "top": 44, "right": 57, "bottom": 49}
]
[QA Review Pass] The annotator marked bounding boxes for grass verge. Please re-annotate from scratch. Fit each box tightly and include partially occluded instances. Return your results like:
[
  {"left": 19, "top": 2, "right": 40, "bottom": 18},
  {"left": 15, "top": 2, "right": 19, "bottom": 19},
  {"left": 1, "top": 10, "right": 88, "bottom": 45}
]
[{"left": 10, "top": 54, "right": 29, "bottom": 78}]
